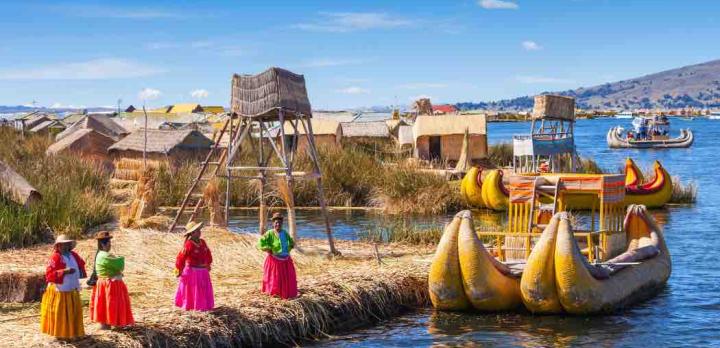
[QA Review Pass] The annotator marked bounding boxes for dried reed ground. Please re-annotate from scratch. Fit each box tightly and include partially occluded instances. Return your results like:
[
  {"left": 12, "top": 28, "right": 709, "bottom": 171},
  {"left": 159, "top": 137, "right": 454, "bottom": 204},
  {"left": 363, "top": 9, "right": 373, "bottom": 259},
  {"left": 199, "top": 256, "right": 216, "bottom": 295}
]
[{"left": 0, "top": 227, "right": 432, "bottom": 347}]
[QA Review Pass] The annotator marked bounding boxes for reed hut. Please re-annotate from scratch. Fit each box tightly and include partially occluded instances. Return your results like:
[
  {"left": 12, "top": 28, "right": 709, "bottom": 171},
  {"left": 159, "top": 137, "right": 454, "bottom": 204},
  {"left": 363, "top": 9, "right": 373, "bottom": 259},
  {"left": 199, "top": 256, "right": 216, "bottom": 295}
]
[
  {"left": 283, "top": 118, "right": 342, "bottom": 151},
  {"left": 168, "top": 103, "right": 204, "bottom": 114},
  {"left": 412, "top": 114, "right": 488, "bottom": 164},
  {"left": 108, "top": 129, "right": 213, "bottom": 165},
  {"left": 46, "top": 128, "right": 115, "bottom": 162},
  {"left": 28, "top": 119, "right": 66, "bottom": 136},
  {"left": 56, "top": 114, "right": 129, "bottom": 142},
  {"left": 339, "top": 121, "right": 392, "bottom": 148},
  {"left": 413, "top": 98, "right": 433, "bottom": 116}
]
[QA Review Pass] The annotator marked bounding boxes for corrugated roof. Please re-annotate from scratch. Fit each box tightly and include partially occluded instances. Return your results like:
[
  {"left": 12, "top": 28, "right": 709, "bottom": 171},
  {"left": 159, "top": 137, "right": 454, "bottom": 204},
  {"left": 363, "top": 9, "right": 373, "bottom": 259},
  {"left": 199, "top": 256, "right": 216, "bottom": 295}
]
[
  {"left": 340, "top": 121, "right": 390, "bottom": 138},
  {"left": 413, "top": 115, "right": 487, "bottom": 138},
  {"left": 108, "top": 129, "right": 213, "bottom": 154}
]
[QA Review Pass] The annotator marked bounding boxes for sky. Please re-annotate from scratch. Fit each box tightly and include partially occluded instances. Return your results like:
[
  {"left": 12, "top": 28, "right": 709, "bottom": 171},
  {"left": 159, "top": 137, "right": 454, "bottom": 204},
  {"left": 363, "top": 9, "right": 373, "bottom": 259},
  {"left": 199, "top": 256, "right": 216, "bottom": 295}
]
[{"left": 1, "top": 0, "right": 719, "bottom": 110}]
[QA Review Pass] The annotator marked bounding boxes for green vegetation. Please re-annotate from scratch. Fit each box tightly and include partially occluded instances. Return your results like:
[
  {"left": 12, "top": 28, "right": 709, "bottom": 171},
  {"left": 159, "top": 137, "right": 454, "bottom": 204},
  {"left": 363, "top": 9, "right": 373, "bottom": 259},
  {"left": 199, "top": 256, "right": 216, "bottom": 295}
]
[{"left": 0, "top": 129, "right": 113, "bottom": 249}]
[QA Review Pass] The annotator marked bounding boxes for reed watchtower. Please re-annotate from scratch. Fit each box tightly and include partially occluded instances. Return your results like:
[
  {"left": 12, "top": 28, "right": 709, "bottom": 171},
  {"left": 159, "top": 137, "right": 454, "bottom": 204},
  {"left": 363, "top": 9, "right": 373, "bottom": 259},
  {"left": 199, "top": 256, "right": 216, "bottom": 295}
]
[
  {"left": 169, "top": 67, "right": 338, "bottom": 254},
  {"left": 512, "top": 95, "right": 580, "bottom": 173}
]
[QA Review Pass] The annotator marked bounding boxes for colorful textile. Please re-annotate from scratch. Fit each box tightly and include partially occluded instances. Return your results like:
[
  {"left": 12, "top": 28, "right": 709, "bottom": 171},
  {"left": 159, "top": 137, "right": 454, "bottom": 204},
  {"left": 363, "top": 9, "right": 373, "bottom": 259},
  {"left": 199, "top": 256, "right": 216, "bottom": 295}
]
[
  {"left": 45, "top": 250, "right": 86, "bottom": 285},
  {"left": 175, "top": 239, "right": 212, "bottom": 275},
  {"left": 258, "top": 229, "right": 294, "bottom": 256},
  {"left": 175, "top": 266, "right": 214, "bottom": 311},
  {"left": 40, "top": 283, "right": 84, "bottom": 338},
  {"left": 56, "top": 254, "right": 81, "bottom": 292},
  {"left": 90, "top": 278, "right": 134, "bottom": 327},
  {"left": 95, "top": 251, "right": 125, "bottom": 278},
  {"left": 262, "top": 254, "right": 298, "bottom": 299}
]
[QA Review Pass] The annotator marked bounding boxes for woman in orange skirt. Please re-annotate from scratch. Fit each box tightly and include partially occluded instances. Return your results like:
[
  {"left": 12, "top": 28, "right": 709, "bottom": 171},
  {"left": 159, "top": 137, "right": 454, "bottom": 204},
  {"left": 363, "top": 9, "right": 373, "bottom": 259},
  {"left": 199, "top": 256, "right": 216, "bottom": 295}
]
[
  {"left": 89, "top": 231, "right": 134, "bottom": 328},
  {"left": 40, "top": 235, "right": 87, "bottom": 339}
]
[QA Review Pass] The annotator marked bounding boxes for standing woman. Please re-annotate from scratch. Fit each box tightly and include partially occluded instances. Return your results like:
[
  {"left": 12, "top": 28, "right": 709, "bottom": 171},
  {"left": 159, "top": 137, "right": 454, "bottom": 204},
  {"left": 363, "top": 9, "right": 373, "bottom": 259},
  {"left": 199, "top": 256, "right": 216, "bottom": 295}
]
[
  {"left": 258, "top": 212, "right": 298, "bottom": 299},
  {"left": 89, "top": 231, "right": 134, "bottom": 329},
  {"left": 40, "top": 235, "right": 87, "bottom": 339},
  {"left": 174, "top": 221, "right": 214, "bottom": 311}
]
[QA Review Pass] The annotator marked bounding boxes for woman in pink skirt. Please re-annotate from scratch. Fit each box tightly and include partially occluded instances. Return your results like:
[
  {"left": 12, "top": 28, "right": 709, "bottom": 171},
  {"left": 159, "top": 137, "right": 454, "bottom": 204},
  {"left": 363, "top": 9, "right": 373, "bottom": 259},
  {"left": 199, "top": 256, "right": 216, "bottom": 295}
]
[
  {"left": 258, "top": 212, "right": 298, "bottom": 299},
  {"left": 174, "top": 221, "right": 214, "bottom": 311}
]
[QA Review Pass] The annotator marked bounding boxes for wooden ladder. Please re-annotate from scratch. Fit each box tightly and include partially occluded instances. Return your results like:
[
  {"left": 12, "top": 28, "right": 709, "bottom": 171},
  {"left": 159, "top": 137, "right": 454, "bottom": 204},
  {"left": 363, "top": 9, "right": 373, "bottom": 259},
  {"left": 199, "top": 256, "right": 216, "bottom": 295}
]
[
  {"left": 528, "top": 177, "right": 562, "bottom": 233},
  {"left": 167, "top": 117, "right": 233, "bottom": 232}
]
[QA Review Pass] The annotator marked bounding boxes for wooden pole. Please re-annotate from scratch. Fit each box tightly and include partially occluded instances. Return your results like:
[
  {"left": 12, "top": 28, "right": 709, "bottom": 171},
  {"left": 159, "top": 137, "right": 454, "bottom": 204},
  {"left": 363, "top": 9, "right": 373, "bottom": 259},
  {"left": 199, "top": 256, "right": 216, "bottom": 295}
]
[
  {"left": 258, "top": 120, "right": 267, "bottom": 235},
  {"left": 142, "top": 104, "right": 148, "bottom": 170},
  {"left": 225, "top": 114, "right": 234, "bottom": 225},
  {"left": 301, "top": 115, "right": 339, "bottom": 255},
  {"left": 277, "top": 111, "right": 298, "bottom": 244}
]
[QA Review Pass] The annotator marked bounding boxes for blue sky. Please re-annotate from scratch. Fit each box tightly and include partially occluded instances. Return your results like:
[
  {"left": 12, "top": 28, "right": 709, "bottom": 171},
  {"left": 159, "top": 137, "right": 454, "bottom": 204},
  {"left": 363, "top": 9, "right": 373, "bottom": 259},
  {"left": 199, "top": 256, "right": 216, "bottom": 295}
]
[{"left": 1, "top": 0, "right": 719, "bottom": 109}]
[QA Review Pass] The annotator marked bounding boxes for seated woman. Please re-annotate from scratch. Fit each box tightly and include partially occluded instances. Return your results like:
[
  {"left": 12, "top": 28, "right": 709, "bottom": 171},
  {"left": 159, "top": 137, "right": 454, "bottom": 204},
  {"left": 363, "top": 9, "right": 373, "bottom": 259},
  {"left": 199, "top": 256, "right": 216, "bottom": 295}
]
[
  {"left": 174, "top": 221, "right": 214, "bottom": 311},
  {"left": 41, "top": 235, "right": 87, "bottom": 339},
  {"left": 89, "top": 231, "right": 134, "bottom": 329},
  {"left": 258, "top": 212, "right": 298, "bottom": 299}
]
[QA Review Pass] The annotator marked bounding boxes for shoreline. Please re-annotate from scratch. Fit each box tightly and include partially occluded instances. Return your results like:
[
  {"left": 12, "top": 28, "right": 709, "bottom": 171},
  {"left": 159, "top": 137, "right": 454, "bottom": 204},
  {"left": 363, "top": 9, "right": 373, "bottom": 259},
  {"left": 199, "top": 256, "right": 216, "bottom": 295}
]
[{"left": 0, "top": 227, "right": 432, "bottom": 347}]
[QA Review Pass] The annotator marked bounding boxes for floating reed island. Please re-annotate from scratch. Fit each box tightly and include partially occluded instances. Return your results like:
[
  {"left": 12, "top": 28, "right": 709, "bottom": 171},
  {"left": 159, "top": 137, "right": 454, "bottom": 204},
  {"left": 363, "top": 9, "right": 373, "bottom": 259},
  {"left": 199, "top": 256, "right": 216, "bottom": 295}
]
[{"left": 0, "top": 226, "right": 431, "bottom": 347}]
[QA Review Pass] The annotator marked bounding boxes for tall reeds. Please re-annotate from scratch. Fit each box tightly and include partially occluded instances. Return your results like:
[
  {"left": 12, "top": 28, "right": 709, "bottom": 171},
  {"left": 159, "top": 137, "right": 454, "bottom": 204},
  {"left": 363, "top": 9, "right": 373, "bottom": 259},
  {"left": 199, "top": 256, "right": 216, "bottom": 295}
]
[{"left": 0, "top": 128, "right": 113, "bottom": 249}]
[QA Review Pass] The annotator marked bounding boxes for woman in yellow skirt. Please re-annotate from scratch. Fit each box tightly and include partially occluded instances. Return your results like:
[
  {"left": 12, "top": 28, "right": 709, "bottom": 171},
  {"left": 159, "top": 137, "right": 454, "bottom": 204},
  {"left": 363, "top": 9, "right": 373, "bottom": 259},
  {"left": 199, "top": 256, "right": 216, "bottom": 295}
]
[{"left": 40, "top": 235, "right": 87, "bottom": 339}]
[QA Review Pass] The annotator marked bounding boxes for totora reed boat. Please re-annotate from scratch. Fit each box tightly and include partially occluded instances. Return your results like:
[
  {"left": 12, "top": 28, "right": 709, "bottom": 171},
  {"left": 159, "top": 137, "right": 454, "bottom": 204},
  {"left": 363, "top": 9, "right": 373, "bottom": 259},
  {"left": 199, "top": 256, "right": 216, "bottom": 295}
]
[{"left": 521, "top": 205, "right": 671, "bottom": 314}]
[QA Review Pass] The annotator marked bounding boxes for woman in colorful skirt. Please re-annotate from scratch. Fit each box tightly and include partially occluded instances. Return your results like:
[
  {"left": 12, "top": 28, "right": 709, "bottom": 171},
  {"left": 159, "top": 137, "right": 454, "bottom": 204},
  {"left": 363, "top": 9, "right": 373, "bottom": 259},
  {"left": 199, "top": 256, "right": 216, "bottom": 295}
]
[
  {"left": 89, "top": 231, "right": 134, "bottom": 329},
  {"left": 258, "top": 212, "right": 298, "bottom": 299},
  {"left": 40, "top": 235, "right": 87, "bottom": 339},
  {"left": 174, "top": 221, "right": 214, "bottom": 311}
]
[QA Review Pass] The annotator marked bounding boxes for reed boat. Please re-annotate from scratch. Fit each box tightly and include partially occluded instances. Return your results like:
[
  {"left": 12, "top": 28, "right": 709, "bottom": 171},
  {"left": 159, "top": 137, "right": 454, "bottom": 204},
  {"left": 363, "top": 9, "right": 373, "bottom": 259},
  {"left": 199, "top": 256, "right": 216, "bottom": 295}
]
[
  {"left": 460, "top": 168, "right": 508, "bottom": 211},
  {"left": 624, "top": 160, "right": 673, "bottom": 208},
  {"left": 607, "top": 126, "right": 693, "bottom": 148},
  {"left": 521, "top": 205, "right": 671, "bottom": 314},
  {"left": 429, "top": 210, "right": 522, "bottom": 312}
]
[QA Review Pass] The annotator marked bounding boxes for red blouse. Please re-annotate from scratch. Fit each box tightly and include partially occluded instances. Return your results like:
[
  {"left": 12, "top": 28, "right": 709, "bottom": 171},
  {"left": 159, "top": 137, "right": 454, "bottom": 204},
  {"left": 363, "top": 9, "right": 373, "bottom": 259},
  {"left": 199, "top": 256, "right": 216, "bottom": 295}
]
[
  {"left": 45, "top": 250, "right": 87, "bottom": 284},
  {"left": 175, "top": 238, "right": 212, "bottom": 272}
]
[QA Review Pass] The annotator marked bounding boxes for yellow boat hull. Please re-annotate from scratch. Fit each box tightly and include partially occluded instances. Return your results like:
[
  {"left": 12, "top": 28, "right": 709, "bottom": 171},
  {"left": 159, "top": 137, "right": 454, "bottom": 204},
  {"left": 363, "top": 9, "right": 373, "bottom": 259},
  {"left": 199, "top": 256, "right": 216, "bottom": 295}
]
[
  {"left": 624, "top": 161, "right": 673, "bottom": 208},
  {"left": 520, "top": 205, "right": 671, "bottom": 314},
  {"left": 460, "top": 167, "right": 486, "bottom": 209},
  {"left": 429, "top": 210, "right": 522, "bottom": 312}
]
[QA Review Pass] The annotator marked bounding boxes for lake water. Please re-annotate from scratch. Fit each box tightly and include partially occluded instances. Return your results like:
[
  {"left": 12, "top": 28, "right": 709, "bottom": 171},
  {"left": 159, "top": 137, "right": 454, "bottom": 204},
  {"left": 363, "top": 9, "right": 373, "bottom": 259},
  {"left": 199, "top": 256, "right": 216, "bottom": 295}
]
[{"left": 230, "top": 118, "right": 720, "bottom": 346}]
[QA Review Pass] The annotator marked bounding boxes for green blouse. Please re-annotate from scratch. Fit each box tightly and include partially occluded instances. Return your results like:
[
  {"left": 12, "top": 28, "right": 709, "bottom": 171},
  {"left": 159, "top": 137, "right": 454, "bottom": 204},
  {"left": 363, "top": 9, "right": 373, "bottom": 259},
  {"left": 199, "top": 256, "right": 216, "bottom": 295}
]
[
  {"left": 258, "top": 229, "right": 294, "bottom": 256},
  {"left": 95, "top": 250, "right": 125, "bottom": 278}
]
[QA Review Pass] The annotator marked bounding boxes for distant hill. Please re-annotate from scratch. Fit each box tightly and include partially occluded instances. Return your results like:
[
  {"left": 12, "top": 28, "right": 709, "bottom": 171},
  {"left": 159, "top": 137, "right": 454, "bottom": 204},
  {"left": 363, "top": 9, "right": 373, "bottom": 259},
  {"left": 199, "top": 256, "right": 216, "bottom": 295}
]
[
  {"left": 457, "top": 59, "right": 720, "bottom": 111},
  {"left": 0, "top": 105, "right": 115, "bottom": 116}
]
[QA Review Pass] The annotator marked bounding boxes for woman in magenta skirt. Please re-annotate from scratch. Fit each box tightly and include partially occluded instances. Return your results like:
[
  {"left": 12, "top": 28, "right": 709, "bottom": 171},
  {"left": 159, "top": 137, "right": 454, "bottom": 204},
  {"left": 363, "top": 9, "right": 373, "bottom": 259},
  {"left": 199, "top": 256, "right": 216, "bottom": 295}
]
[
  {"left": 258, "top": 212, "right": 298, "bottom": 299},
  {"left": 174, "top": 221, "right": 214, "bottom": 311}
]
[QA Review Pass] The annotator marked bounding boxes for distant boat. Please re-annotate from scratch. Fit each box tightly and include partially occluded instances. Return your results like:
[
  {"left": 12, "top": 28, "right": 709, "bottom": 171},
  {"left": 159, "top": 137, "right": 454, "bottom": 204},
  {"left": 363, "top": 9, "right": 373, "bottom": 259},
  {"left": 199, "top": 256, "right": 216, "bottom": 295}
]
[
  {"left": 709, "top": 112, "right": 720, "bottom": 120},
  {"left": 615, "top": 111, "right": 634, "bottom": 119}
]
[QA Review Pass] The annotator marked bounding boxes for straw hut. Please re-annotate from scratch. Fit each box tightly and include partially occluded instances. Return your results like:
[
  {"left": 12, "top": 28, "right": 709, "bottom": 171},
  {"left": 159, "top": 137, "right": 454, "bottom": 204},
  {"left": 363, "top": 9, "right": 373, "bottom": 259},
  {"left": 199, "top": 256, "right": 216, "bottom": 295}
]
[
  {"left": 61, "top": 113, "right": 86, "bottom": 126},
  {"left": 340, "top": 121, "right": 390, "bottom": 141},
  {"left": 412, "top": 114, "right": 488, "bottom": 164},
  {"left": 56, "top": 114, "right": 129, "bottom": 141},
  {"left": 413, "top": 98, "right": 433, "bottom": 116},
  {"left": 14, "top": 113, "right": 53, "bottom": 131},
  {"left": 46, "top": 128, "right": 115, "bottom": 162},
  {"left": 125, "top": 105, "right": 137, "bottom": 113},
  {"left": 283, "top": 118, "right": 342, "bottom": 151},
  {"left": 201, "top": 106, "right": 225, "bottom": 114},
  {"left": 108, "top": 129, "right": 213, "bottom": 165},
  {"left": 168, "top": 103, "right": 204, "bottom": 114},
  {"left": 28, "top": 119, "right": 66, "bottom": 136}
]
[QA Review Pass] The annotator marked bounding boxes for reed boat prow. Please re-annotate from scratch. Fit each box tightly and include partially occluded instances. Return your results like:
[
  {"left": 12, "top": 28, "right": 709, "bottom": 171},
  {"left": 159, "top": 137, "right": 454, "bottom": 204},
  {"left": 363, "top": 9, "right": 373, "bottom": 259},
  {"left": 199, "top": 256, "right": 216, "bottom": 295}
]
[
  {"left": 460, "top": 167, "right": 486, "bottom": 209},
  {"left": 553, "top": 205, "right": 671, "bottom": 314},
  {"left": 429, "top": 210, "right": 523, "bottom": 312},
  {"left": 625, "top": 161, "right": 673, "bottom": 208}
]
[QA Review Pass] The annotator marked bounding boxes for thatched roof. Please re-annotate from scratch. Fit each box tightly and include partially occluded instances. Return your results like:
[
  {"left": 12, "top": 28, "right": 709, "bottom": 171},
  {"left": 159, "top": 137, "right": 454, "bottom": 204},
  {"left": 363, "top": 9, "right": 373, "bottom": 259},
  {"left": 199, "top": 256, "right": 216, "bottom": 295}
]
[
  {"left": 282, "top": 118, "right": 341, "bottom": 136},
  {"left": 231, "top": 67, "right": 312, "bottom": 119},
  {"left": 340, "top": 121, "right": 390, "bottom": 138},
  {"left": 46, "top": 128, "right": 115, "bottom": 156},
  {"left": 56, "top": 114, "right": 129, "bottom": 141},
  {"left": 169, "top": 104, "right": 203, "bottom": 114},
  {"left": 29, "top": 120, "right": 65, "bottom": 133},
  {"left": 413, "top": 115, "right": 487, "bottom": 139},
  {"left": 108, "top": 129, "right": 213, "bottom": 154},
  {"left": 532, "top": 95, "right": 575, "bottom": 121},
  {"left": 23, "top": 115, "right": 52, "bottom": 129},
  {"left": 202, "top": 106, "right": 226, "bottom": 114},
  {"left": 62, "top": 113, "right": 85, "bottom": 126}
]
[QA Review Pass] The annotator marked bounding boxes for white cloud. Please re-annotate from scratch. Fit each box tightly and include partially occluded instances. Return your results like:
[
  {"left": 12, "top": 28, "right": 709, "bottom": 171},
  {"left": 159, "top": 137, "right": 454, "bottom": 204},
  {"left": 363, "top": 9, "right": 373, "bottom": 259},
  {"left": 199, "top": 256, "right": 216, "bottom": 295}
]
[
  {"left": 338, "top": 87, "right": 370, "bottom": 94},
  {"left": 190, "top": 89, "right": 209, "bottom": 99},
  {"left": 479, "top": 0, "right": 519, "bottom": 10},
  {"left": 0, "top": 58, "right": 164, "bottom": 80},
  {"left": 522, "top": 40, "right": 542, "bottom": 51},
  {"left": 515, "top": 75, "right": 574, "bottom": 84},
  {"left": 138, "top": 88, "right": 162, "bottom": 101},
  {"left": 296, "top": 12, "right": 413, "bottom": 32},
  {"left": 398, "top": 83, "right": 448, "bottom": 90},
  {"left": 300, "top": 58, "right": 365, "bottom": 68}
]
